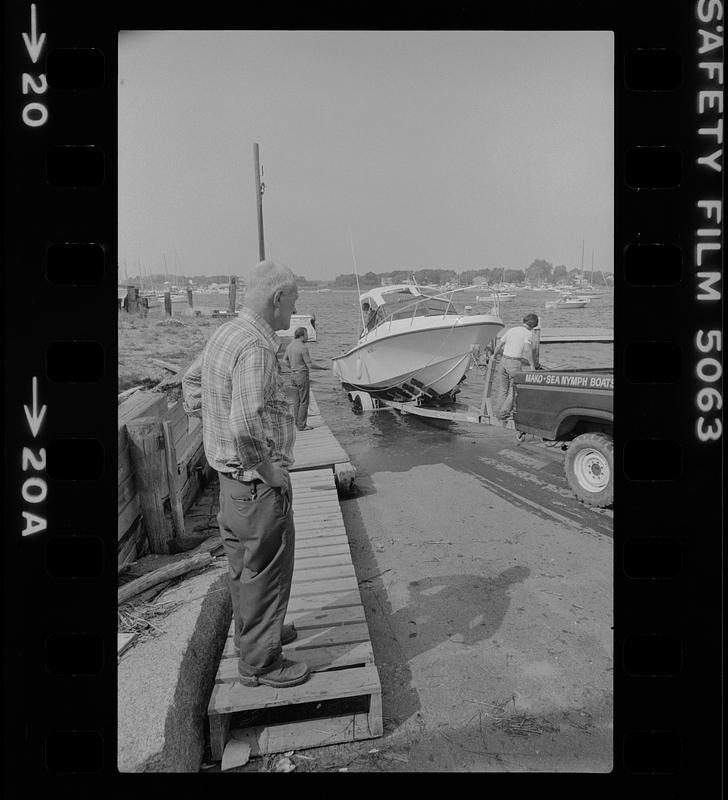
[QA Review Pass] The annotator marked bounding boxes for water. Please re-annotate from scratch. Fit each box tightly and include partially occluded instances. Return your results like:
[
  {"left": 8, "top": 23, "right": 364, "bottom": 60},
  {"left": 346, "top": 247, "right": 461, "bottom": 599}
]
[
  {"left": 133, "top": 286, "right": 612, "bottom": 480},
  {"left": 287, "top": 287, "right": 613, "bottom": 460}
]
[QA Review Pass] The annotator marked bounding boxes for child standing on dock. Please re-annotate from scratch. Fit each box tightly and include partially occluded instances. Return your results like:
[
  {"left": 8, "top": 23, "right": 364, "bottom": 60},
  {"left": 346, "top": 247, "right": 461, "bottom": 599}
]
[{"left": 282, "top": 327, "right": 328, "bottom": 431}]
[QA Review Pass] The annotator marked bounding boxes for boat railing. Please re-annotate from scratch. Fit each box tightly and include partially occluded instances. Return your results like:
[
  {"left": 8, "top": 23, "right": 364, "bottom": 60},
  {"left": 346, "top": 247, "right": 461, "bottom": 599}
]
[
  {"left": 361, "top": 283, "right": 502, "bottom": 341},
  {"left": 372, "top": 294, "right": 461, "bottom": 331}
]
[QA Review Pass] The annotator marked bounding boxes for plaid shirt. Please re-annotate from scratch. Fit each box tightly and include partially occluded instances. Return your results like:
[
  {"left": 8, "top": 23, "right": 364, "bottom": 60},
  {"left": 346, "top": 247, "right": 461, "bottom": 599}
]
[{"left": 183, "top": 309, "right": 296, "bottom": 478}]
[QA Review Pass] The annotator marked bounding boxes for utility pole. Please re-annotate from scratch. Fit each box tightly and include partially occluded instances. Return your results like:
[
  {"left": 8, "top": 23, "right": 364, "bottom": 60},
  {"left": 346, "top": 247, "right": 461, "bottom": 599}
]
[{"left": 254, "top": 143, "right": 265, "bottom": 261}]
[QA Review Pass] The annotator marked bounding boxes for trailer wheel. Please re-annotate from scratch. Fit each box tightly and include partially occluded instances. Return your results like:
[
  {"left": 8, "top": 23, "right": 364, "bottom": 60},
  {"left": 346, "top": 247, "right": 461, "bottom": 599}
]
[
  {"left": 564, "top": 432, "right": 613, "bottom": 508},
  {"left": 347, "top": 391, "right": 378, "bottom": 413}
]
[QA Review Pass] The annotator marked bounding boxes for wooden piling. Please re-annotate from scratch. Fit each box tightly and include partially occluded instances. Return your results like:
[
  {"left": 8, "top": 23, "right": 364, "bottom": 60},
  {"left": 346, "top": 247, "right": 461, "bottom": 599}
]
[
  {"left": 164, "top": 292, "right": 172, "bottom": 317},
  {"left": 228, "top": 276, "right": 237, "bottom": 314},
  {"left": 481, "top": 354, "right": 498, "bottom": 420},
  {"left": 126, "top": 285, "right": 139, "bottom": 314},
  {"left": 162, "top": 420, "right": 187, "bottom": 537},
  {"left": 187, "top": 288, "right": 194, "bottom": 307},
  {"left": 126, "top": 416, "right": 175, "bottom": 554}
]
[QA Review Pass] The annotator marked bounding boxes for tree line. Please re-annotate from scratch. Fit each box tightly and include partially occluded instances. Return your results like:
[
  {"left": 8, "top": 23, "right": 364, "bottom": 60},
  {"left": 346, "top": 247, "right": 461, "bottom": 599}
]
[
  {"left": 120, "top": 260, "right": 613, "bottom": 289},
  {"left": 332, "top": 260, "right": 613, "bottom": 288}
]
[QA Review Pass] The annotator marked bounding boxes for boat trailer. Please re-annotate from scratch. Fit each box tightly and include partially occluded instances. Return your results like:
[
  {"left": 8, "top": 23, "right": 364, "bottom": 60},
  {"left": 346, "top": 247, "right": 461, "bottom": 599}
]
[
  {"left": 344, "top": 328, "right": 613, "bottom": 430},
  {"left": 346, "top": 350, "right": 511, "bottom": 427}
]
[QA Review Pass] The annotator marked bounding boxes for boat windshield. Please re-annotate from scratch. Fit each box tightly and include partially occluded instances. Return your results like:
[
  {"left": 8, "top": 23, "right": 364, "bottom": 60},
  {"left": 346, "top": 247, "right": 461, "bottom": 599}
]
[{"left": 373, "top": 295, "right": 459, "bottom": 324}]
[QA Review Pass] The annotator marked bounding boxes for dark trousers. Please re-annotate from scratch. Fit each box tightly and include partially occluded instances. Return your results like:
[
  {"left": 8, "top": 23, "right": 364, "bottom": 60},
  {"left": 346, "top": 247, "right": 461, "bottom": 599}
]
[
  {"left": 290, "top": 371, "right": 310, "bottom": 429},
  {"left": 217, "top": 473, "right": 295, "bottom": 675}
]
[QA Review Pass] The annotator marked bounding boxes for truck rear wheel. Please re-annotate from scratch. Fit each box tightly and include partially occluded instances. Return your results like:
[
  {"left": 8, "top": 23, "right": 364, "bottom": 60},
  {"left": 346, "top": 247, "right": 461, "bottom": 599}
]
[{"left": 564, "top": 432, "right": 613, "bottom": 507}]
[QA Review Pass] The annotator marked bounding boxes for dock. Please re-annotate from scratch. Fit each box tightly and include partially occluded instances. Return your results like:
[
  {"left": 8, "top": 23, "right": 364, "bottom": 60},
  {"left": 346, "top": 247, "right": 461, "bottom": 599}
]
[
  {"left": 117, "top": 374, "right": 381, "bottom": 769},
  {"left": 289, "top": 392, "right": 356, "bottom": 490},
  {"left": 205, "top": 391, "right": 382, "bottom": 762}
]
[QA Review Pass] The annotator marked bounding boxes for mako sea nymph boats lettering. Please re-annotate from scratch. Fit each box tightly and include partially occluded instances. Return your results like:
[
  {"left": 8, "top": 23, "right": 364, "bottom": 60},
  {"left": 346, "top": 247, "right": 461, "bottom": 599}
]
[{"left": 332, "top": 284, "right": 503, "bottom": 401}]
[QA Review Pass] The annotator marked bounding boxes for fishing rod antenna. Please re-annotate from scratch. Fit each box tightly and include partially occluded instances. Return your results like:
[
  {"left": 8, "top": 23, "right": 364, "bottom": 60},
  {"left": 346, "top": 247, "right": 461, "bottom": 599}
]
[{"left": 348, "top": 227, "right": 366, "bottom": 331}]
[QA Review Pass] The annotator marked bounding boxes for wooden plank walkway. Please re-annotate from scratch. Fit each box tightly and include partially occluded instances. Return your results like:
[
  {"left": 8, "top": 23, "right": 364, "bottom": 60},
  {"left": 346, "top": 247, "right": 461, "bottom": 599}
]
[
  {"left": 207, "top": 467, "right": 382, "bottom": 761},
  {"left": 290, "top": 391, "right": 356, "bottom": 489}
]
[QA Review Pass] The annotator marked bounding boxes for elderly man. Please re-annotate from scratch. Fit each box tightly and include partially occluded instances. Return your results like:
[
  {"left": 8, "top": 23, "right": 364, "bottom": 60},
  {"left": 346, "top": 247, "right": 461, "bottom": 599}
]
[{"left": 182, "top": 260, "right": 309, "bottom": 688}]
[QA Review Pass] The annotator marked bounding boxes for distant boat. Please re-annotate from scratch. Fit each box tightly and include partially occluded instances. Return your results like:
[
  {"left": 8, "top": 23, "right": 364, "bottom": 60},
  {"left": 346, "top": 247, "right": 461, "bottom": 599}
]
[
  {"left": 545, "top": 294, "right": 591, "bottom": 309},
  {"left": 277, "top": 313, "right": 317, "bottom": 342},
  {"left": 476, "top": 292, "right": 515, "bottom": 302},
  {"left": 317, "top": 288, "right": 331, "bottom": 293},
  {"left": 332, "top": 284, "right": 503, "bottom": 401},
  {"left": 571, "top": 286, "right": 610, "bottom": 297},
  {"left": 154, "top": 290, "right": 187, "bottom": 303}
]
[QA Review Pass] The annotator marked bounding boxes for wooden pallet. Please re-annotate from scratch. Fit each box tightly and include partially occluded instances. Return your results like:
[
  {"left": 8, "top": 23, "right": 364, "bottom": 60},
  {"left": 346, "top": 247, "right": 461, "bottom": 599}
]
[{"left": 207, "top": 468, "right": 382, "bottom": 760}]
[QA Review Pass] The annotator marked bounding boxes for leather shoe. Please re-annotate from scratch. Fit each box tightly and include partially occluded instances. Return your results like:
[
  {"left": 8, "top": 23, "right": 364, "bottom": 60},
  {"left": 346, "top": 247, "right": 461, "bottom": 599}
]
[
  {"left": 234, "top": 623, "right": 297, "bottom": 654},
  {"left": 238, "top": 658, "right": 311, "bottom": 688}
]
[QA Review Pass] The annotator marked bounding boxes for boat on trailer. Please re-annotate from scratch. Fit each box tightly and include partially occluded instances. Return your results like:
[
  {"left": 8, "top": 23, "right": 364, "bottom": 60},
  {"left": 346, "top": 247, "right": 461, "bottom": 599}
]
[
  {"left": 332, "top": 284, "right": 503, "bottom": 402},
  {"left": 346, "top": 327, "right": 613, "bottom": 427}
]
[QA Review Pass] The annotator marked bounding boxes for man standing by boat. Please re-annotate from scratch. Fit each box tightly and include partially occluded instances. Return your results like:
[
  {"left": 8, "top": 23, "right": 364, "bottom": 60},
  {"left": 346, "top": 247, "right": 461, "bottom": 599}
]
[
  {"left": 492, "top": 312, "right": 540, "bottom": 421},
  {"left": 282, "top": 327, "right": 328, "bottom": 431},
  {"left": 182, "top": 260, "right": 310, "bottom": 688}
]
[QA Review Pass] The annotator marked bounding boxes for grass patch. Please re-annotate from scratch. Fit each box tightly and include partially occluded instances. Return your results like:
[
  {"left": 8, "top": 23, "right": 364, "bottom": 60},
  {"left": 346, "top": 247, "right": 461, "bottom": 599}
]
[{"left": 118, "top": 313, "right": 216, "bottom": 391}]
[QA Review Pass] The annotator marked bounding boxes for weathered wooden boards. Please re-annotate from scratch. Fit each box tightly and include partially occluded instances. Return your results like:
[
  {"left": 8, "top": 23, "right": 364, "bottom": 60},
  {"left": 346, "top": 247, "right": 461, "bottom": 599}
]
[
  {"left": 127, "top": 416, "right": 175, "bottom": 554},
  {"left": 291, "top": 425, "right": 350, "bottom": 470},
  {"left": 291, "top": 391, "right": 356, "bottom": 491},
  {"left": 207, "top": 468, "right": 382, "bottom": 761},
  {"left": 118, "top": 385, "right": 352, "bottom": 567},
  {"left": 118, "top": 391, "right": 208, "bottom": 565},
  {"left": 152, "top": 353, "right": 199, "bottom": 391}
]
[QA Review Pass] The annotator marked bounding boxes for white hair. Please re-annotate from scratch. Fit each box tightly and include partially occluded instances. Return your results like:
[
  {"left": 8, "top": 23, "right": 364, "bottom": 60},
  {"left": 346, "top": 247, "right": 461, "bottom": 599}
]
[{"left": 243, "top": 260, "right": 297, "bottom": 305}]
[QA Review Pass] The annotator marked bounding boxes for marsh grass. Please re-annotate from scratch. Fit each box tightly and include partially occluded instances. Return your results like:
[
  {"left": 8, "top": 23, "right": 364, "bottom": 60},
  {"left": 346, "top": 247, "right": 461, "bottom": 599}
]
[{"left": 118, "top": 310, "right": 221, "bottom": 391}]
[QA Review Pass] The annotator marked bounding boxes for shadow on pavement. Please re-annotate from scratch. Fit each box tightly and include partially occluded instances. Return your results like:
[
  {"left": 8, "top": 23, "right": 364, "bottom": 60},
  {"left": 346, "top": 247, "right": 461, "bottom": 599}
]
[{"left": 393, "top": 566, "right": 531, "bottom": 656}]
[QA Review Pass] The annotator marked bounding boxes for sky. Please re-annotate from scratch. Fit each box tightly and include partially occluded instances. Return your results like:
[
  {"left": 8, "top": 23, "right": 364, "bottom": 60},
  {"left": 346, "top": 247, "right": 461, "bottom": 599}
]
[{"left": 118, "top": 30, "right": 613, "bottom": 282}]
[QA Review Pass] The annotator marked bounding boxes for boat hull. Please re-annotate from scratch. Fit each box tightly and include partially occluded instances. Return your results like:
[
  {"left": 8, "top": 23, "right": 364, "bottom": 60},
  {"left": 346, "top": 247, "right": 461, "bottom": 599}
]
[{"left": 332, "top": 315, "right": 502, "bottom": 399}]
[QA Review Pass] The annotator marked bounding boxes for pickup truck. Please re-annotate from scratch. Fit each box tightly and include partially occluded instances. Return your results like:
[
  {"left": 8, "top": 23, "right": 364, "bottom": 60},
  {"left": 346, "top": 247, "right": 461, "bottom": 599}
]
[{"left": 510, "top": 331, "right": 614, "bottom": 508}]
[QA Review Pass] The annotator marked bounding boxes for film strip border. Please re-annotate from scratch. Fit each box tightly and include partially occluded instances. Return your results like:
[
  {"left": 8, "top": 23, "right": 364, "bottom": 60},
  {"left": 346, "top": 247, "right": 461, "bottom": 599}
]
[
  {"left": 3, "top": 0, "right": 722, "bottom": 789},
  {"left": 617, "top": 0, "right": 723, "bottom": 789}
]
